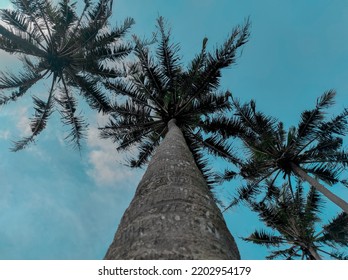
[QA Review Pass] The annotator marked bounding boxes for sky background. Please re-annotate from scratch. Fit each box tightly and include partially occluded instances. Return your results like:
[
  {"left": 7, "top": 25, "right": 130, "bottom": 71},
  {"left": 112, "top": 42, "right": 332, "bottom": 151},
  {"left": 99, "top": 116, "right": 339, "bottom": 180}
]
[{"left": 0, "top": 0, "right": 348, "bottom": 259}]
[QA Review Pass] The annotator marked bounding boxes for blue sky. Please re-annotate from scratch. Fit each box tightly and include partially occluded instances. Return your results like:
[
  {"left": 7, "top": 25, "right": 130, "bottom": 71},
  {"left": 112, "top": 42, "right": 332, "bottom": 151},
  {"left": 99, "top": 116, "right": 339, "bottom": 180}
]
[{"left": 0, "top": 0, "right": 348, "bottom": 259}]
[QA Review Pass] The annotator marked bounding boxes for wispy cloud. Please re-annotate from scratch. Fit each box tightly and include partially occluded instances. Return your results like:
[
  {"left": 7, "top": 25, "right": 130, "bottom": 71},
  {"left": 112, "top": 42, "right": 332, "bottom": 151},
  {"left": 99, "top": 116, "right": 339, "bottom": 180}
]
[
  {"left": 86, "top": 113, "right": 143, "bottom": 188},
  {"left": 0, "top": 130, "right": 10, "bottom": 140},
  {"left": 15, "top": 107, "right": 32, "bottom": 136}
]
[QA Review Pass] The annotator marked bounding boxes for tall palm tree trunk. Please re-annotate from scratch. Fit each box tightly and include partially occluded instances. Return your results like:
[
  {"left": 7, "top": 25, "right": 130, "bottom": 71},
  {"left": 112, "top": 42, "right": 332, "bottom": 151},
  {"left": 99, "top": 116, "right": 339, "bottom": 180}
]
[
  {"left": 104, "top": 119, "right": 240, "bottom": 259},
  {"left": 290, "top": 162, "right": 348, "bottom": 214}
]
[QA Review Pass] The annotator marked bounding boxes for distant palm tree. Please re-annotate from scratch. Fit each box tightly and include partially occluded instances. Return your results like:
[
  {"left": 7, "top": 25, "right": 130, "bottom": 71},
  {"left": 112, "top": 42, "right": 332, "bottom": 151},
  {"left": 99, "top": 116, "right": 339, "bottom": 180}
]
[
  {"left": 243, "top": 182, "right": 348, "bottom": 260},
  {"left": 101, "top": 17, "right": 250, "bottom": 259},
  {"left": 210, "top": 91, "right": 348, "bottom": 213},
  {"left": 0, "top": 0, "right": 133, "bottom": 150}
]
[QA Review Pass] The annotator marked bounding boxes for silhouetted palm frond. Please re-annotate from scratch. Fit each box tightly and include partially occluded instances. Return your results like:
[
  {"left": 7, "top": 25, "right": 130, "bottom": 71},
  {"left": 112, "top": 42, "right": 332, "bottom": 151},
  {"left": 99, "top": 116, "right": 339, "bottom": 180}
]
[
  {"left": 0, "top": 0, "right": 134, "bottom": 150},
  {"left": 244, "top": 183, "right": 347, "bottom": 259},
  {"left": 100, "top": 17, "right": 250, "bottom": 189},
  {"left": 213, "top": 92, "right": 348, "bottom": 213}
]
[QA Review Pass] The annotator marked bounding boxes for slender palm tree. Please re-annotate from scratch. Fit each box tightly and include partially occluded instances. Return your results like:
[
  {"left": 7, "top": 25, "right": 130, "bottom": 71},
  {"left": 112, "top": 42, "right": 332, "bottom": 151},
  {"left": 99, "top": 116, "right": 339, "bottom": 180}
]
[
  {"left": 101, "top": 17, "right": 250, "bottom": 259},
  {"left": 0, "top": 0, "right": 133, "bottom": 150},
  {"left": 210, "top": 91, "right": 348, "bottom": 213},
  {"left": 243, "top": 181, "right": 348, "bottom": 260}
]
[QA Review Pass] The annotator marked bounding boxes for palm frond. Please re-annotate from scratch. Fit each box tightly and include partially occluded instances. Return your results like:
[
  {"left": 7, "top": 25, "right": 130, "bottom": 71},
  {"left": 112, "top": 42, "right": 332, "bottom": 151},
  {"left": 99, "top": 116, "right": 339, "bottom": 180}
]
[
  {"left": 55, "top": 78, "right": 88, "bottom": 150},
  {"left": 0, "top": 8, "right": 44, "bottom": 45},
  {"left": 177, "top": 18, "right": 250, "bottom": 115},
  {"left": 156, "top": 16, "right": 181, "bottom": 94},
  {"left": 128, "top": 127, "right": 166, "bottom": 167},
  {"left": 184, "top": 129, "right": 216, "bottom": 188},
  {"left": 301, "top": 136, "right": 343, "bottom": 160},
  {"left": 212, "top": 169, "right": 238, "bottom": 185},
  {"left": 105, "top": 80, "right": 159, "bottom": 112},
  {"left": 232, "top": 96, "right": 278, "bottom": 142},
  {"left": 87, "top": 0, "right": 112, "bottom": 22},
  {"left": 0, "top": 24, "right": 45, "bottom": 56},
  {"left": 93, "top": 17, "right": 134, "bottom": 48},
  {"left": 321, "top": 212, "right": 348, "bottom": 246},
  {"left": 303, "top": 165, "right": 341, "bottom": 186},
  {"left": 224, "top": 181, "right": 264, "bottom": 211},
  {"left": 71, "top": 74, "right": 112, "bottom": 113},
  {"left": 318, "top": 108, "right": 348, "bottom": 137},
  {"left": 0, "top": 69, "right": 45, "bottom": 105},
  {"left": 328, "top": 251, "right": 348, "bottom": 260},
  {"left": 186, "top": 37, "right": 208, "bottom": 79},
  {"left": 132, "top": 73, "right": 168, "bottom": 114},
  {"left": 133, "top": 35, "right": 166, "bottom": 99},
  {"left": 201, "top": 114, "right": 245, "bottom": 138},
  {"left": 109, "top": 99, "right": 152, "bottom": 119},
  {"left": 9, "top": 0, "right": 51, "bottom": 45},
  {"left": 194, "top": 133, "right": 241, "bottom": 165},
  {"left": 243, "top": 229, "right": 284, "bottom": 248},
  {"left": 11, "top": 88, "right": 55, "bottom": 151},
  {"left": 291, "top": 90, "right": 336, "bottom": 151},
  {"left": 55, "top": 0, "right": 78, "bottom": 33},
  {"left": 266, "top": 246, "right": 301, "bottom": 260},
  {"left": 78, "top": 0, "right": 113, "bottom": 49},
  {"left": 91, "top": 43, "right": 133, "bottom": 63},
  {"left": 187, "top": 91, "right": 231, "bottom": 116},
  {"left": 304, "top": 186, "right": 323, "bottom": 224}
]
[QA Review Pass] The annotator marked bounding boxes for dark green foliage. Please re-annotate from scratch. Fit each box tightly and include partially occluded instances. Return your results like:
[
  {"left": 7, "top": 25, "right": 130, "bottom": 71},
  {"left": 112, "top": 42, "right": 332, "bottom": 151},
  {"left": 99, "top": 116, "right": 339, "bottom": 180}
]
[
  {"left": 216, "top": 92, "right": 348, "bottom": 210},
  {"left": 100, "top": 16, "right": 250, "bottom": 186},
  {"left": 244, "top": 183, "right": 348, "bottom": 260},
  {"left": 0, "top": 0, "right": 134, "bottom": 150}
]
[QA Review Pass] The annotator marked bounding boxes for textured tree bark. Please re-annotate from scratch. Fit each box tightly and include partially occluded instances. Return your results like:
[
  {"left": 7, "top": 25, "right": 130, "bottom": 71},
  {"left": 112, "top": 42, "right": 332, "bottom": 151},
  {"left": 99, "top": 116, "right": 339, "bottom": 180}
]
[
  {"left": 104, "top": 119, "right": 240, "bottom": 259},
  {"left": 290, "top": 162, "right": 348, "bottom": 214}
]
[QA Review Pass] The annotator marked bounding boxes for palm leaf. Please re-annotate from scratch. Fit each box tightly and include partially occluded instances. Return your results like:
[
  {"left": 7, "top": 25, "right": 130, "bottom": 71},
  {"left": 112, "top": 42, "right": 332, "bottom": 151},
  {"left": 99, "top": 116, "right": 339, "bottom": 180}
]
[
  {"left": 55, "top": 78, "right": 88, "bottom": 150},
  {"left": 71, "top": 74, "right": 112, "bottom": 113},
  {"left": 0, "top": 24, "right": 45, "bottom": 56},
  {"left": 328, "top": 251, "right": 348, "bottom": 260},
  {"left": 243, "top": 229, "right": 284, "bottom": 248},
  {"left": 212, "top": 169, "right": 238, "bottom": 185},
  {"left": 0, "top": 8, "right": 44, "bottom": 45},
  {"left": 11, "top": 79, "right": 55, "bottom": 152},
  {"left": 303, "top": 186, "right": 322, "bottom": 224},
  {"left": 184, "top": 130, "right": 216, "bottom": 188},
  {"left": 0, "top": 69, "right": 45, "bottom": 105},
  {"left": 177, "top": 19, "right": 250, "bottom": 115},
  {"left": 303, "top": 165, "right": 341, "bottom": 186},
  {"left": 93, "top": 17, "right": 134, "bottom": 48},
  {"left": 320, "top": 212, "right": 348, "bottom": 246},
  {"left": 194, "top": 133, "right": 240, "bottom": 165},
  {"left": 128, "top": 128, "right": 166, "bottom": 167},
  {"left": 266, "top": 246, "right": 301, "bottom": 260},
  {"left": 133, "top": 35, "right": 166, "bottom": 99},
  {"left": 291, "top": 90, "right": 336, "bottom": 151},
  {"left": 201, "top": 114, "right": 246, "bottom": 138},
  {"left": 156, "top": 16, "right": 181, "bottom": 94},
  {"left": 55, "top": 0, "right": 78, "bottom": 32}
]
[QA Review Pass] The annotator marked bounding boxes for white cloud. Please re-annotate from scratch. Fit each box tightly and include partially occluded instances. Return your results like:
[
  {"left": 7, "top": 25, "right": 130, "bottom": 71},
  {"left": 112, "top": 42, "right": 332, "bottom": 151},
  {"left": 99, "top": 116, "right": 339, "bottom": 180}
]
[
  {"left": 0, "top": 104, "right": 50, "bottom": 159},
  {"left": 86, "top": 113, "right": 143, "bottom": 188},
  {"left": 16, "top": 107, "right": 32, "bottom": 136},
  {"left": 0, "top": 130, "right": 10, "bottom": 139}
]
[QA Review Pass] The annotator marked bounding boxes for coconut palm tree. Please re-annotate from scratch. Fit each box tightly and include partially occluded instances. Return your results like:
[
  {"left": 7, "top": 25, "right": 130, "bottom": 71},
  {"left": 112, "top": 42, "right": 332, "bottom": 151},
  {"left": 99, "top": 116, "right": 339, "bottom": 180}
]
[
  {"left": 243, "top": 181, "right": 348, "bottom": 260},
  {"left": 100, "top": 17, "right": 250, "bottom": 259},
  {"left": 0, "top": 0, "right": 133, "bottom": 150},
  {"left": 210, "top": 91, "right": 348, "bottom": 213}
]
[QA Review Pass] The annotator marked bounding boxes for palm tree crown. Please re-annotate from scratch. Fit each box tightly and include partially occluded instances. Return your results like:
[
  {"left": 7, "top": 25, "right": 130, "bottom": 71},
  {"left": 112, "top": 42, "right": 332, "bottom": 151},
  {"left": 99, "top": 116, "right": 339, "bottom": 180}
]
[
  {"left": 244, "top": 182, "right": 348, "bottom": 260},
  {"left": 100, "top": 17, "right": 250, "bottom": 184},
  {"left": 0, "top": 0, "right": 134, "bottom": 150},
  {"left": 211, "top": 91, "right": 348, "bottom": 212}
]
